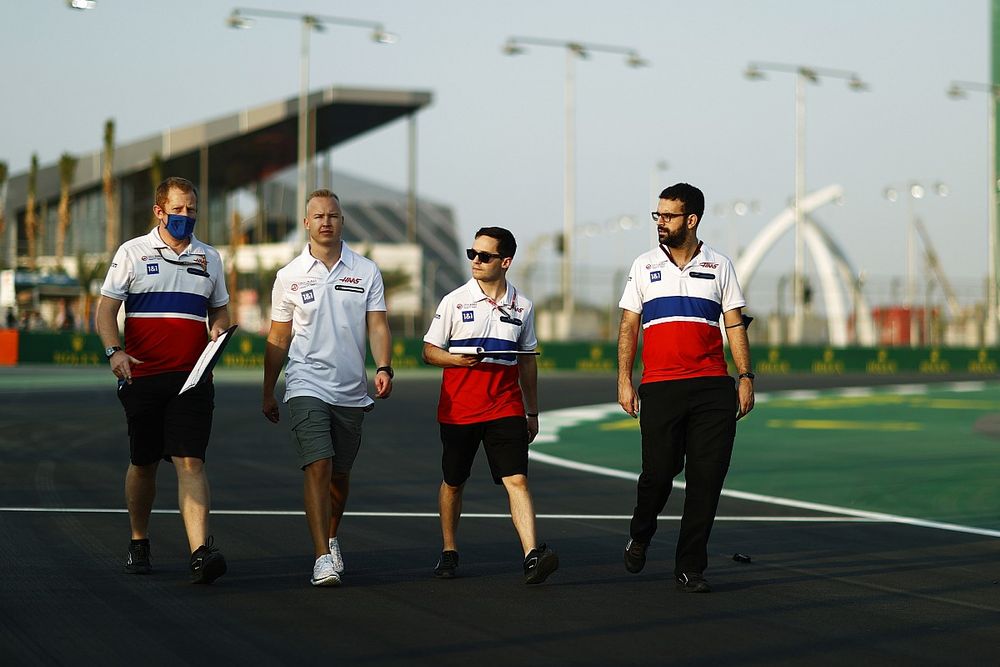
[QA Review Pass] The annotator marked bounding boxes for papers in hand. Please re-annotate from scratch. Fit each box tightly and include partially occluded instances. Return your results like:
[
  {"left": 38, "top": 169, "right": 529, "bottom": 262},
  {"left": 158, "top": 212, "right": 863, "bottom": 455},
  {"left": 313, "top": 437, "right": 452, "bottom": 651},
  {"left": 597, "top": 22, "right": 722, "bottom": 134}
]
[
  {"left": 448, "top": 346, "right": 539, "bottom": 356},
  {"left": 179, "top": 324, "right": 238, "bottom": 394}
]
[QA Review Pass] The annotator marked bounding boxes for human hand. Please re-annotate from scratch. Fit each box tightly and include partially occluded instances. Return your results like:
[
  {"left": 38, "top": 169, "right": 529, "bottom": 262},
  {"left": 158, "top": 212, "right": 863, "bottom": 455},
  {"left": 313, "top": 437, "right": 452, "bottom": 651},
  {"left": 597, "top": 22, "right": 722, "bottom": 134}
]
[
  {"left": 736, "top": 378, "right": 755, "bottom": 420},
  {"left": 262, "top": 394, "right": 280, "bottom": 423},
  {"left": 110, "top": 351, "right": 143, "bottom": 384},
  {"left": 453, "top": 354, "right": 481, "bottom": 368},
  {"left": 374, "top": 370, "right": 393, "bottom": 399},
  {"left": 526, "top": 415, "right": 539, "bottom": 443},
  {"left": 618, "top": 380, "right": 639, "bottom": 418}
]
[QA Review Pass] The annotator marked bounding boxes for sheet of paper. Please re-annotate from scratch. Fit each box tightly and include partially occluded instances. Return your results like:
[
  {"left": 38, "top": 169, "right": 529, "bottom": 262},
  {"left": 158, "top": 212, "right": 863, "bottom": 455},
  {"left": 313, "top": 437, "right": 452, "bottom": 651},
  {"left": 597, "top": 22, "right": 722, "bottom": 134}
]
[
  {"left": 179, "top": 324, "right": 238, "bottom": 394},
  {"left": 448, "top": 346, "right": 539, "bottom": 356}
]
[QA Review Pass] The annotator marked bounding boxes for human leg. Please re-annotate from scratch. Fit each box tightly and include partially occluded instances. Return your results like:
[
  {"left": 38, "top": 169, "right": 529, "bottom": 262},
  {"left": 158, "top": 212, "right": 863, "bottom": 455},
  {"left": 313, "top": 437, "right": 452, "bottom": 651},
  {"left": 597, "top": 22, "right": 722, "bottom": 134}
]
[
  {"left": 174, "top": 456, "right": 211, "bottom": 552},
  {"left": 501, "top": 474, "right": 537, "bottom": 555},
  {"left": 674, "top": 377, "right": 737, "bottom": 578},
  {"left": 304, "top": 457, "right": 334, "bottom": 558},
  {"left": 439, "top": 480, "right": 464, "bottom": 552},
  {"left": 629, "top": 380, "right": 687, "bottom": 544},
  {"left": 125, "top": 462, "right": 159, "bottom": 539}
]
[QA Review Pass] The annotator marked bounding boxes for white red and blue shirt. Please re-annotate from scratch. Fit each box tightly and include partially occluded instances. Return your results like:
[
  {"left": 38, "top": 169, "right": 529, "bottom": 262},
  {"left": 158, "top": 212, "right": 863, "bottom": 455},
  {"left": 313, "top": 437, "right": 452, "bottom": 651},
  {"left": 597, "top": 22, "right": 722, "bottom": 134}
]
[
  {"left": 271, "top": 242, "right": 386, "bottom": 408},
  {"left": 101, "top": 228, "right": 229, "bottom": 378},
  {"left": 619, "top": 242, "right": 745, "bottom": 384},
  {"left": 424, "top": 278, "right": 537, "bottom": 425}
]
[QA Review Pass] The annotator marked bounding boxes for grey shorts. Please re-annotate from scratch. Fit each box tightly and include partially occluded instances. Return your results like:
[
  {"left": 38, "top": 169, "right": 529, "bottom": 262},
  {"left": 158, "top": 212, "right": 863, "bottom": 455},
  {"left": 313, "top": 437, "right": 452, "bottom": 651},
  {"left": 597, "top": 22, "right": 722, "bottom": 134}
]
[{"left": 287, "top": 396, "right": 366, "bottom": 472}]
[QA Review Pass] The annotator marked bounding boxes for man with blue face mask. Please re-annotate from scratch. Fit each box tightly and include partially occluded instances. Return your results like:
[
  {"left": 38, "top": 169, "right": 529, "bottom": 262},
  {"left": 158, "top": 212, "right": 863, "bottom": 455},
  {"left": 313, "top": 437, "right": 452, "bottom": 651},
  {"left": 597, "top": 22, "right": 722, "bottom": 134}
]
[{"left": 97, "top": 176, "right": 231, "bottom": 584}]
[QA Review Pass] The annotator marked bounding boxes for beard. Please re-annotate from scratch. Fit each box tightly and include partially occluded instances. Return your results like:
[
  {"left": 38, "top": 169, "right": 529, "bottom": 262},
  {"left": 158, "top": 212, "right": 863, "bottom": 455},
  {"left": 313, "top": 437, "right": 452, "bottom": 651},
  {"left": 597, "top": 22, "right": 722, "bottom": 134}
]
[{"left": 659, "top": 225, "right": 691, "bottom": 248}]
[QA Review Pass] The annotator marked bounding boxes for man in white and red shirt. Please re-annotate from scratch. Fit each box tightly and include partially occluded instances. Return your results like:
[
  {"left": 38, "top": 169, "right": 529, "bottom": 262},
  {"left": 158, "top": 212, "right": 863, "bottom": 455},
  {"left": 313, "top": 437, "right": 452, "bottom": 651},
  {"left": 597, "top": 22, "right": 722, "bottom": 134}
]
[
  {"left": 617, "top": 183, "right": 754, "bottom": 593},
  {"left": 423, "top": 226, "right": 558, "bottom": 585},
  {"left": 97, "top": 176, "right": 230, "bottom": 585}
]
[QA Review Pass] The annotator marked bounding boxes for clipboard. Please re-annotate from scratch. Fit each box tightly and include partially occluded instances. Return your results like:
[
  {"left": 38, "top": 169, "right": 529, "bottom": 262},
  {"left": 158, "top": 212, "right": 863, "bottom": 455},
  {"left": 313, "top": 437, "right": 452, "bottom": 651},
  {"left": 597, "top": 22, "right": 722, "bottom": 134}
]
[
  {"left": 448, "top": 346, "right": 539, "bottom": 356},
  {"left": 179, "top": 324, "right": 238, "bottom": 394}
]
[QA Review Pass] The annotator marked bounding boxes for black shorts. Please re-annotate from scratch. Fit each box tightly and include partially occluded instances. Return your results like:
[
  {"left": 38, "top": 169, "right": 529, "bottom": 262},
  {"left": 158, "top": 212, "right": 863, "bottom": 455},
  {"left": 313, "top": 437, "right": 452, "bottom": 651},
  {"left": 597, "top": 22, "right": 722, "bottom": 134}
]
[
  {"left": 117, "top": 371, "right": 215, "bottom": 466},
  {"left": 439, "top": 415, "right": 529, "bottom": 486}
]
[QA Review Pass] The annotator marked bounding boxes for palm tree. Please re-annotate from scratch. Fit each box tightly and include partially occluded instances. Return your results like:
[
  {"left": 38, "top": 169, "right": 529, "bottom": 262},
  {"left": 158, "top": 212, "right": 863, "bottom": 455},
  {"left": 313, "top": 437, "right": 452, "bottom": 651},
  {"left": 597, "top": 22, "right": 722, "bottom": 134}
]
[
  {"left": 0, "top": 161, "right": 8, "bottom": 268},
  {"left": 103, "top": 119, "right": 118, "bottom": 255},
  {"left": 150, "top": 152, "right": 162, "bottom": 226},
  {"left": 25, "top": 153, "right": 39, "bottom": 271},
  {"left": 75, "top": 250, "right": 107, "bottom": 333},
  {"left": 56, "top": 152, "right": 78, "bottom": 271}
]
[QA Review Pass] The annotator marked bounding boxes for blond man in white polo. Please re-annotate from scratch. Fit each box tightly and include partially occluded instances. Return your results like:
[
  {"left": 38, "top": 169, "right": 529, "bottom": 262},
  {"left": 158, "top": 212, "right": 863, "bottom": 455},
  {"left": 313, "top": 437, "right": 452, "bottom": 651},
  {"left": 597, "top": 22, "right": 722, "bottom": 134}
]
[{"left": 262, "top": 189, "right": 394, "bottom": 587}]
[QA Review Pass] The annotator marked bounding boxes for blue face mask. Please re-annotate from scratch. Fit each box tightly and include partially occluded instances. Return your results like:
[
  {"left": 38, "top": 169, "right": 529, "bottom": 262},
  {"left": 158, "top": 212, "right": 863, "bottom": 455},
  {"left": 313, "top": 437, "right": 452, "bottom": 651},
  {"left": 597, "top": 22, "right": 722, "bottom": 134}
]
[{"left": 165, "top": 214, "right": 196, "bottom": 240}]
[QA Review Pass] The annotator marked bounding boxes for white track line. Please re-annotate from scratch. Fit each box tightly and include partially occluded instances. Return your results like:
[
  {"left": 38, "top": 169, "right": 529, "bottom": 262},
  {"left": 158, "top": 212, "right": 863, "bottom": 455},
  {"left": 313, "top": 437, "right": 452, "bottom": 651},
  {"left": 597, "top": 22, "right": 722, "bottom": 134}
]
[{"left": 528, "top": 383, "right": 1000, "bottom": 539}]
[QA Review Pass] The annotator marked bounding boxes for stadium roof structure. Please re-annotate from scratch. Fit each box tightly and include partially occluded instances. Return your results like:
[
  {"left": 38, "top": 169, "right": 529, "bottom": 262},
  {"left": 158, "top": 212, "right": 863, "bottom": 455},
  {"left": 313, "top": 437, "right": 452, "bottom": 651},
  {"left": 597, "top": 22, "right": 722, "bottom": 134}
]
[{"left": 4, "top": 85, "right": 433, "bottom": 245}]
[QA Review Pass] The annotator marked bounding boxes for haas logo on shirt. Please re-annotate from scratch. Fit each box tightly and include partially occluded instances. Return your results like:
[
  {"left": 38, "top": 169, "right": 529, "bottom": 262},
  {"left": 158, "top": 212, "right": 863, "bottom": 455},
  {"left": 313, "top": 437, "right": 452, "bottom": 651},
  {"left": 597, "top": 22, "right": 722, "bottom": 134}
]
[
  {"left": 340, "top": 276, "right": 363, "bottom": 284},
  {"left": 462, "top": 310, "right": 475, "bottom": 322}
]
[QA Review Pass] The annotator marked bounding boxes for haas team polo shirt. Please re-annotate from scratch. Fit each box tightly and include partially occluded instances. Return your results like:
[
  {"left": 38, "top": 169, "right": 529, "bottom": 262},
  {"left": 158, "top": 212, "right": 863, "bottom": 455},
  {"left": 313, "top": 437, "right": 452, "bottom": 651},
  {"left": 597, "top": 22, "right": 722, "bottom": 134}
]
[
  {"left": 271, "top": 242, "right": 386, "bottom": 408},
  {"left": 101, "top": 228, "right": 229, "bottom": 378},
  {"left": 424, "top": 279, "right": 537, "bottom": 425},
  {"left": 619, "top": 242, "right": 745, "bottom": 385}
]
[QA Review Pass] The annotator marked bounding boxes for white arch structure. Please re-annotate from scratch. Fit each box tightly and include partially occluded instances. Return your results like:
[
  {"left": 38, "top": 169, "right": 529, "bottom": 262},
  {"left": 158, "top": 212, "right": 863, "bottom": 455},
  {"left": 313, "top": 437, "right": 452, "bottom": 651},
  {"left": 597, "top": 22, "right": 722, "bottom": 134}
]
[{"left": 734, "top": 184, "right": 876, "bottom": 346}]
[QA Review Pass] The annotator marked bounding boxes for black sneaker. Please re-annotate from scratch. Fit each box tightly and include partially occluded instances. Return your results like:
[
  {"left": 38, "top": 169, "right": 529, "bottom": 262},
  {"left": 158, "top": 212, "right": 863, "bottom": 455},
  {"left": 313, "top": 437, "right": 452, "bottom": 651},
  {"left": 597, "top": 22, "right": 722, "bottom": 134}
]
[
  {"left": 434, "top": 550, "right": 459, "bottom": 578},
  {"left": 676, "top": 572, "right": 711, "bottom": 593},
  {"left": 125, "top": 539, "right": 152, "bottom": 574},
  {"left": 190, "top": 536, "right": 227, "bottom": 585},
  {"left": 523, "top": 544, "right": 559, "bottom": 585},
  {"left": 624, "top": 538, "right": 647, "bottom": 574}
]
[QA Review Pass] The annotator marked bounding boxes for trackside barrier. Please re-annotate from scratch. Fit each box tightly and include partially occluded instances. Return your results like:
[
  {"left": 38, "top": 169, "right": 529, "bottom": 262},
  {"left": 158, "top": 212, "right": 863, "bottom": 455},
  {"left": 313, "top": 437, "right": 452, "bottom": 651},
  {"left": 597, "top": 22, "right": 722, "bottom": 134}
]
[{"left": 10, "top": 332, "right": 1000, "bottom": 375}]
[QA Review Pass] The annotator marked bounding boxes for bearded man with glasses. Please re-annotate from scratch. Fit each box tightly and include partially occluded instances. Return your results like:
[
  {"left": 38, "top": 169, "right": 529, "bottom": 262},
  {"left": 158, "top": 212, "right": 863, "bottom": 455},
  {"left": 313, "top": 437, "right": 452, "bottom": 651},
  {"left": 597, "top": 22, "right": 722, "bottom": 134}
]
[
  {"left": 422, "top": 226, "right": 559, "bottom": 585},
  {"left": 618, "top": 182, "right": 755, "bottom": 593}
]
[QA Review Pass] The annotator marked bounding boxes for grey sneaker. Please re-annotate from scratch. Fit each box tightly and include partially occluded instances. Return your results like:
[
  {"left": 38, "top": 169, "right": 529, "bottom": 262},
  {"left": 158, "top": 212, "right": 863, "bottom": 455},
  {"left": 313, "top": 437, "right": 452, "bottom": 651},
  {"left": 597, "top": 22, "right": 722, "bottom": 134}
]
[
  {"left": 311, "top": 554, "right": 342, "bottom": 587},
  {"left": 328, "top": 537, "right": 345, "bottom": 574}
]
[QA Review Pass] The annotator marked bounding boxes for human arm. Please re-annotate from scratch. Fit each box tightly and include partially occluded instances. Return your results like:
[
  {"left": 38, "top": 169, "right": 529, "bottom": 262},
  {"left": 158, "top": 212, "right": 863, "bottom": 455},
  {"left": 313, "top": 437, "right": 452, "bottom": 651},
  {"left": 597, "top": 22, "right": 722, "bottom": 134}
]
[
  {"left": 617, "top": 309, "right": 641, "bottom": 418},
  {"left": 96, "top": 295, "right": 143, "bottom": 383},
  {"left": 723, "top": 307, "right": 754, "bottom": 420},
  {"left": 518, "top": 353, "right": 539, "bottom": 443},
  {"left": 262, "top": 319, "right": 292, "bottom": 423},
  {"left": 421, "top": 342, "right": 481, "bottom": 368},
  {"left": 207, "top": 304, "right": 231, "bottom": 341},
  {"left": 367, "top": 310, "right": 393, "bottom": 399}
]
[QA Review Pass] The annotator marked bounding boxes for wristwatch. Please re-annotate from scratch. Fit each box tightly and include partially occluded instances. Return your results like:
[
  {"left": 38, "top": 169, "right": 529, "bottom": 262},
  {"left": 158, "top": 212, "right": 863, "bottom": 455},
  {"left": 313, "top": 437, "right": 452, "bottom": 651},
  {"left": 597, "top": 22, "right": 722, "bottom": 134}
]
[
  {"left": 376, "top": 366, "right": 394, "bottom": 379},
  {"left": 738, "top": 372, "right": 755, "bottom": 381},
  {"left": 104, "top": 345, "right": 123, "bottom": 360}
]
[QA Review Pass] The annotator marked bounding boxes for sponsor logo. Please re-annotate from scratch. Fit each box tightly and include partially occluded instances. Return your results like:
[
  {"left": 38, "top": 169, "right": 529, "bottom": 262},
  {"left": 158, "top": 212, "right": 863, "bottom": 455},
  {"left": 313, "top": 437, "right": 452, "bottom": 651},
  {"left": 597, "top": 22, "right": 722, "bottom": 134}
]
[
  {"left": 434, "top": 314, "right": 442, "bottom": 320},
  {"left": 140, "top": 256, "right": 147, "bottom": 261},
  {"left": 334, "top": 285, "right": 364, "bottom": 293},
  {"left": 462, "top": 310, "right": 475, "bottom": 322},
  {"left": 699, "top": 262, "right": 718, "bottom": 269},
  {"left": 649, "top": 271, "right": 661, "bottom": 282},
  {"left": 340, "top": 276, "right": 363, "bottom": 284},
  {"left": 194, "top": 255, "right": 208, "bottom": 269},
  {"left": 291, "top": 284, "right": 299, "bottom": 291},
  {"left": 302, "top": 289, "right": 315, "bottom": 304},
  {"left": 146, "top": 264, "right": 159, "bottom": 275},
  {"left": 110, "top": 262, "right": 118, "bottom": 268},
  {"left": 690, "top": 271, "right": 715, "bottom": 280}
]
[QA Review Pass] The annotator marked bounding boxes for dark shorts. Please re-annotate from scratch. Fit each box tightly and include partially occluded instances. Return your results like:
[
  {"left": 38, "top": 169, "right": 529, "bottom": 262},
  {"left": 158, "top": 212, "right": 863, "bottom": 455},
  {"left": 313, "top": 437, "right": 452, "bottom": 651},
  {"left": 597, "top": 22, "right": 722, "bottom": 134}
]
[
  {"left": 287, "top": 396, "right": 366, "bottom": 472},
  {"left": 117, "top": 371, "right": 215, "bottom": 466},
  {"left": 439, "top": 415, "right": 529, "bottom": 486}
]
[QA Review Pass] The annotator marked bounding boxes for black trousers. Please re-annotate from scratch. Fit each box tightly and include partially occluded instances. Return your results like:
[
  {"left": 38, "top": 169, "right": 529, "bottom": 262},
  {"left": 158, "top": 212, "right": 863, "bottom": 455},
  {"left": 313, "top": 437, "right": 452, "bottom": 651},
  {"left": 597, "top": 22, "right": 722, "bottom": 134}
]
[{"left": 629, "top": 375, "right": 737, "bottom": 576}]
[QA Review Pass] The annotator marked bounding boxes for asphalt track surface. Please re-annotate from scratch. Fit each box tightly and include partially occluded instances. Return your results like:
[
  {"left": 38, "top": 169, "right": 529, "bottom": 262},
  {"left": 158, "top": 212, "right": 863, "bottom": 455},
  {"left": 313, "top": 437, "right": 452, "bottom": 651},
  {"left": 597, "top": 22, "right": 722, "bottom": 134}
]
[{"left": 1, "top": 368, "right": 998, "bottom": 665}]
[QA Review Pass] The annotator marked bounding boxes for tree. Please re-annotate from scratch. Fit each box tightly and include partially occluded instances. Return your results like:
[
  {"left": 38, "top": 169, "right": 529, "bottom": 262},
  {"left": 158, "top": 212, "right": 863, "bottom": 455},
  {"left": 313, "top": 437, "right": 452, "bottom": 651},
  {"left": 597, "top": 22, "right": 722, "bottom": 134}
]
[
  {"left": 25, "top": 153, "right": 39, "bottom": 271},
  {"left": 103, "top": 119, "right": 118, "bottom": 255},
  {"left": 75, "top": 250, "right": 107, "bottom": 334},
  {"left": 56, "top": 152, "right": 78, "bottom": 271},
  {"left": 0, "top": 161, "right": 8, "bottom": 268}
]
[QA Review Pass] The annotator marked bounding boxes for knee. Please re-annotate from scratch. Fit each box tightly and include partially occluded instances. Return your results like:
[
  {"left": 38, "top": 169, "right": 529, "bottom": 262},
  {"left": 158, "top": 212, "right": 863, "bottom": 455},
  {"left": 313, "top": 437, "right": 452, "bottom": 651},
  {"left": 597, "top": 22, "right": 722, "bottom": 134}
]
[
  {"left": 173, "top": 457, "right": 204, "bottom": 475},
  {"left": 304, "top": 458, "right": 332, "bottom": 479},
  {"left": 440, "top": 481, "right": 464, "bottom": 496},
  {"left": 501, "top": 474, "right": 528, "bottom": 492}
]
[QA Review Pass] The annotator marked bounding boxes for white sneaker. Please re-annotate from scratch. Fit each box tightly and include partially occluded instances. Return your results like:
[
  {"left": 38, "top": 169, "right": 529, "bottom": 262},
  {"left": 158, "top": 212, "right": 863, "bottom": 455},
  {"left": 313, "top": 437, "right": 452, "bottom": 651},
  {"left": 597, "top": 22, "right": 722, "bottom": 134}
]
[
  {"left": 311, "top": 554, "right": 341, "bottom": 587},
  {"left": 328, "top": 537, "right": 345, "bottom": 574}
]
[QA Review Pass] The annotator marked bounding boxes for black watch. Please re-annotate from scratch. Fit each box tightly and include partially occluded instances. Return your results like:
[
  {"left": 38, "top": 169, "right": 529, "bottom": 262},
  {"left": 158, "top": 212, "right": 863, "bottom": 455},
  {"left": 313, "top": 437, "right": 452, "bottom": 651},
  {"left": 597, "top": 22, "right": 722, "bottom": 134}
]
[
  {"left": 738, "top": 372, "right": 755, "bottom": 381},
  {"left": 105, "top": 345, "right": 123, "bottom": 360},
  {"left": 376, "top": 366, "right": 394, "bottom": 379}
]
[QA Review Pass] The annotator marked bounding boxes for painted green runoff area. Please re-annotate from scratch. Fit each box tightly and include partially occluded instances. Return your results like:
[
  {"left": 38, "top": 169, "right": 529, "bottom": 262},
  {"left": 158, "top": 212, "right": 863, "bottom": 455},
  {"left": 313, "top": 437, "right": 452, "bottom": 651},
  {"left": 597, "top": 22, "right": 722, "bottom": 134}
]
[{"left": 533, "top": 383, "right": 1000, "bottom": 531}]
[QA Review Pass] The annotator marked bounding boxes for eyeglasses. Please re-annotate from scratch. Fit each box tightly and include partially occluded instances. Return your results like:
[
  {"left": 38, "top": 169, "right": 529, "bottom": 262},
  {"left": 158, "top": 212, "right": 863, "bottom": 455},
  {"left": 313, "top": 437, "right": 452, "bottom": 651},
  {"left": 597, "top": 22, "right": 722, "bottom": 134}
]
[
  {"left": 466, "top": 248, "right": 503, "bottom": 263},
  {"left": 651, "top": 211, "right": 687, "bottom": 222}
]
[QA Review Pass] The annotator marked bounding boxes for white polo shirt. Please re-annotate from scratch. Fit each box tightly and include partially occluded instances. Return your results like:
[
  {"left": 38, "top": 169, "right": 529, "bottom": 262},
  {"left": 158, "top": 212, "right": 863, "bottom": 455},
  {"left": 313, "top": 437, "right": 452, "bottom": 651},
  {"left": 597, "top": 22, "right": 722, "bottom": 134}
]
[
  {"left": 100, "top": 227, "right": 228, "bottom": 378},
  {"left": 271, "top": 242, "right": 386, "bottom": 407},
  {"left": 619, "top": 241, "right": 745, "bottom": 384},
  {"left": 424, "top": 278, "right": 536, "bottom": 424}
]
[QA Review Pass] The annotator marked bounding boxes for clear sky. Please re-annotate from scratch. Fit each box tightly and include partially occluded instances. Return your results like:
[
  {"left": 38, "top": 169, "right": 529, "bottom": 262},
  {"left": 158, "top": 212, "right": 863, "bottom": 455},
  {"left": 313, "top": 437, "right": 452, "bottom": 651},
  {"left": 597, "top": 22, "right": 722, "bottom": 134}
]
[{"left": 0, "top": 0, "right": 991, "bottom": 312}]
